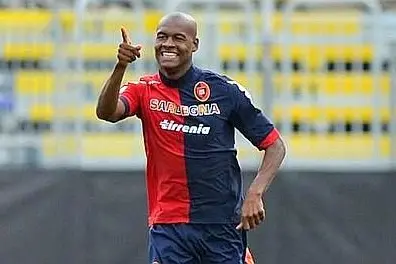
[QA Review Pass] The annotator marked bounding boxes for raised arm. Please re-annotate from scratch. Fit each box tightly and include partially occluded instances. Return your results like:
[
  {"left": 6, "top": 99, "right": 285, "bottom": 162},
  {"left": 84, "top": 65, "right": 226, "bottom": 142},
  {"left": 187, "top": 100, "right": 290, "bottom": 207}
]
[{"left": 96, "top": 27, "right": 142, "bottom": 122}]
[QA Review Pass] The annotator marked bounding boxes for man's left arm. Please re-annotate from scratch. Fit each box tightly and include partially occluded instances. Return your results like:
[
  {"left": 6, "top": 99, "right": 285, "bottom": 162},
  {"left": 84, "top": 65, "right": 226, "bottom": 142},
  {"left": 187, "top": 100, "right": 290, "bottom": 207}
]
[
  {"left": 236, "top": 137, "right": 286, "bottom": 231},
  {"left": 227, "top": 79, "right": 286, "bottom": 230},
  {"left": 251, "top": 137, "right": 286, "bottom": 194}
]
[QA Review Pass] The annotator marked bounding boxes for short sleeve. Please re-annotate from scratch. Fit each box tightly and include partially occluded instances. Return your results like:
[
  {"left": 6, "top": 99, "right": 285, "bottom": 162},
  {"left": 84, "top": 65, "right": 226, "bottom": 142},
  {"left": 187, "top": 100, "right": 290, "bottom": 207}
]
[
  {"left": 228, "top": 80, "right": 280, "bottom": 150},
  {"left": 119, "top": 80, "right": 146, "bottom": 118}
]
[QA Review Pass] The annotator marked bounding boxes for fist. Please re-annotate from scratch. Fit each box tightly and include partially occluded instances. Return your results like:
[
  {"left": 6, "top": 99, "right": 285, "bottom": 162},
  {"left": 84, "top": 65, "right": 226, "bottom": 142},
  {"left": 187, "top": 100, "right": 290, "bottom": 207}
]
[
  {"left": 236, "top": 191, "right": 266, "bottom": 231},
  {"left": 117, "top": 27, "right": 142, "bottom": 66}
]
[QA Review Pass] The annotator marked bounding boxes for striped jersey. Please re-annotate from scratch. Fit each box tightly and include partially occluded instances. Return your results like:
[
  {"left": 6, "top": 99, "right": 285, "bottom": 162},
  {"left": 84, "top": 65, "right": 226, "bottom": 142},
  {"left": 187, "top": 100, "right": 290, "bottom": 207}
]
[{"left": 119, "top": 65, "right": 280, "bottom": 225}]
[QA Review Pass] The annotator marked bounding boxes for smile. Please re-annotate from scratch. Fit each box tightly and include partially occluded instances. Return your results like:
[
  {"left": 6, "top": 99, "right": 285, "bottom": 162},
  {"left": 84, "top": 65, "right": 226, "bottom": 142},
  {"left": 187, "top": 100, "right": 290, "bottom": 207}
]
[{"left": 161, "top": 52, "right": 178, "bottom": 58}]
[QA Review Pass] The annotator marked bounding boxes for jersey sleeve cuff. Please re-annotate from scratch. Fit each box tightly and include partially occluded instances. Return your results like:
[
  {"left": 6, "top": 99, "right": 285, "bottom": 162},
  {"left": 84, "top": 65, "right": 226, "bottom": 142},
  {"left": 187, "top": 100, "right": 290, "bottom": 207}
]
[
  {"left": 119, "top": 95, "right": 131, "bottom": 117},
  {"left": 257, "top": 128, "right": 280, "bottom": 150}
]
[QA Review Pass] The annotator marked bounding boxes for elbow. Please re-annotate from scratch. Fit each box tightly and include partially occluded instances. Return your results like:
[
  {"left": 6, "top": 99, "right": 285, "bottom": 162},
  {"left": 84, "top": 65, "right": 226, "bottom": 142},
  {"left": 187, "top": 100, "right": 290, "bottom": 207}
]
[
  {"left": 96, "top": 107, "right": 117, "bottom": 123},
  {"left": 266, "top": 137, "right": 287, "bottom": 160},
  {"left": 95, "top": 107, "right": 107, "bottom": 120},
  {"left": 278, "top": 137, "right": 287, "bottom": 159},
  {"left": 259, "top": 129, "right": 286, "bottom": 157}
]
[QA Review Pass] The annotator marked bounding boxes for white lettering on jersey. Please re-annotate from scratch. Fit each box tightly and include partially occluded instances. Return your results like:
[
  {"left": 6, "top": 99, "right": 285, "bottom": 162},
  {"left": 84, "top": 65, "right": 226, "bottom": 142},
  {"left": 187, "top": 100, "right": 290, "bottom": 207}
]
[
  {"left": 160, "top": 119, "right": 211, "bottom": 135},
  {"left": 150, "top": 99, "right": 221, "bottom": 116}
]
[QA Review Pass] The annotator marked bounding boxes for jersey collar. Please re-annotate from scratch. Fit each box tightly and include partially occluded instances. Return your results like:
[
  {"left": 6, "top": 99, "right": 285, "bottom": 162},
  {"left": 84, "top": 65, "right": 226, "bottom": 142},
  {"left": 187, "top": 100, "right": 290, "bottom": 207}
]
[{"left": 159, "top": 65, "right": 198, "bottom": 88}]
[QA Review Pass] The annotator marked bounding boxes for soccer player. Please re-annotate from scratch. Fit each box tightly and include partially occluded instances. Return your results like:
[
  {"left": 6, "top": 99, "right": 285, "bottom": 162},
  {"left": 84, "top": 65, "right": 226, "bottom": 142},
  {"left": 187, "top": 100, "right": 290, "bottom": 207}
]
[{"left": 96, "top": 12, "right": 286, "bottom": 264}]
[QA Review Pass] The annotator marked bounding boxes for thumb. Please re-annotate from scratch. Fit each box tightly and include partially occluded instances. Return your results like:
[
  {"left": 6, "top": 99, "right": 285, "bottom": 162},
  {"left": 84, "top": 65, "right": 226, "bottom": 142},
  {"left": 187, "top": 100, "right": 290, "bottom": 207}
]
[
  {"left": 236, "top": 222, "right": 243, "bottom": 230},
  {"left": 121, "top": 26, "right": 131, "bottom": 44}
]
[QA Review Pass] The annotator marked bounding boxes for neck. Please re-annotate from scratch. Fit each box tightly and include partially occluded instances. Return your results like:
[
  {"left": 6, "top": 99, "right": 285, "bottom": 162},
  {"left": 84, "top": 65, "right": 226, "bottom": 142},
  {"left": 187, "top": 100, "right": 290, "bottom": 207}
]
[{"left": 160, "top": 61, "right": 193, "bottom": 80}]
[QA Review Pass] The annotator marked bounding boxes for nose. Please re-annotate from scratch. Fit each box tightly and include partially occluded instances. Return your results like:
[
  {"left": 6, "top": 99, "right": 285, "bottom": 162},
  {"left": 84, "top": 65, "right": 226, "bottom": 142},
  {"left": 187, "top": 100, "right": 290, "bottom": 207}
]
[{"left": 162, "top": 36, "right": 176, "bottom": 48}]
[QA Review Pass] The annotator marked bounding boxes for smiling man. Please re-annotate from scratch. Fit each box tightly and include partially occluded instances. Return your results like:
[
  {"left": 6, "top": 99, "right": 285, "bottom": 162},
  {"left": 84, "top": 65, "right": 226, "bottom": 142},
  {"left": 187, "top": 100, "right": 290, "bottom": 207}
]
[
  {"left": 154, "top": 13, "right": 198, "bottom": 79},
  {"left": 96, "top": 12, "right": 286, "bottom": 264}
]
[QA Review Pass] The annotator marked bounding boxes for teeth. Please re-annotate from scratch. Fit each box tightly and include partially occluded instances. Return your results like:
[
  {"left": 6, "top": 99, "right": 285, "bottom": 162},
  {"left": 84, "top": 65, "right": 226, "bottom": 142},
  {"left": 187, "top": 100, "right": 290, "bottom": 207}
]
[{"left": 162, "top": 52, "right": 177, "bottom": 58}]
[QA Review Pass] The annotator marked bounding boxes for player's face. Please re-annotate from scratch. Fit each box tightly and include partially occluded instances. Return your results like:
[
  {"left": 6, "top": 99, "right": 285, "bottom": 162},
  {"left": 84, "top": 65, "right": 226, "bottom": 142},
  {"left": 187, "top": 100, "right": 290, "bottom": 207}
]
[{"left": 154, "top": 19, "right": 198, "bottom": 74}]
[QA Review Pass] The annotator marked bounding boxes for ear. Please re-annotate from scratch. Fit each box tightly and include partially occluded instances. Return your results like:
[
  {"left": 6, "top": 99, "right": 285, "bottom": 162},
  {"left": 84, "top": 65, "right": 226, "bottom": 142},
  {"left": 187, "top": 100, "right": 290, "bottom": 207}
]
[{"left": 192, "top": 38, "right": 199, "bottom": 52}]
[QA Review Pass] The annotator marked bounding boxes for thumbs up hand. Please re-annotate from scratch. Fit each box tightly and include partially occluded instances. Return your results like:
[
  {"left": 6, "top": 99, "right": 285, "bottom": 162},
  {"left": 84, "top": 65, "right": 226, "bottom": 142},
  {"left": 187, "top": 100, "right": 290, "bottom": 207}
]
[{"left": 117, "top": 27, "right": 142, "bottom": 67}]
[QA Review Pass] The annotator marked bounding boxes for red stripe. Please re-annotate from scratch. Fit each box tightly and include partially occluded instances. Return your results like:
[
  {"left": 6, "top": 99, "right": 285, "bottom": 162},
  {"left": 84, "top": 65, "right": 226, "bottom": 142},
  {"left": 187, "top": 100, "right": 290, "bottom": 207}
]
[
  {"left": 258, "top": 128, "right": 280, "bottom": 150},
  {"left": 144, "top": 76, "right": 190, "bottom": 225}
]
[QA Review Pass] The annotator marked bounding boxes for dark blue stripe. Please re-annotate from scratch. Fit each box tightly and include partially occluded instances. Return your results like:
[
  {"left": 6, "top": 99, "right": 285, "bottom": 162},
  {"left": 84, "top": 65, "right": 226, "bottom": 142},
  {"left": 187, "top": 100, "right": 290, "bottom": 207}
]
[
  {"left": 119, "top": 96, "right": 130, "bottom": 118},
  {"left": 178, "top": 68, "right": 243, "bottom": 223}
]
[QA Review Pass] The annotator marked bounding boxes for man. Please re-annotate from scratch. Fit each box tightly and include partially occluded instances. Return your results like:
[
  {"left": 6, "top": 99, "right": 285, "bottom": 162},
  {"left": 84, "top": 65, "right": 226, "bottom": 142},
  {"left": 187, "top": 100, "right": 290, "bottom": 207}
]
[{"left": 96, "top": 12, "right": 286, "bottom": 264}]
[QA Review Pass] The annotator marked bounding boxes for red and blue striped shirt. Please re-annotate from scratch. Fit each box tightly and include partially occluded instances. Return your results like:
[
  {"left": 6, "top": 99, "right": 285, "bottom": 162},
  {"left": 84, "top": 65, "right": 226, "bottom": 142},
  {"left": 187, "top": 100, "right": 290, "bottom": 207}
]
[{"left": 120, "top": 65, "right": 280, "bottom": 225}]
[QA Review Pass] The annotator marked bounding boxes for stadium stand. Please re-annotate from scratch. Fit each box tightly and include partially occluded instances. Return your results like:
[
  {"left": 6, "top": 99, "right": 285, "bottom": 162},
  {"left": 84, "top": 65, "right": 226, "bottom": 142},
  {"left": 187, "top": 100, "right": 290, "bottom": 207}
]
[{"left": 0, "top": 0, "right": 395, "bottom": 169}]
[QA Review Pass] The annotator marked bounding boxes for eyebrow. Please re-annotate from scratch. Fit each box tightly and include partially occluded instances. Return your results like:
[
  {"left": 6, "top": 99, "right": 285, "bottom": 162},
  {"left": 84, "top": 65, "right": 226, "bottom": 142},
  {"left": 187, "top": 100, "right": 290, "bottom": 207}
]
[
  {"left": 156, "top": 30, "right": 188, "bottom": 38},
  {"left": 174, "top": 33, "right": 187, "bottom": 38}
]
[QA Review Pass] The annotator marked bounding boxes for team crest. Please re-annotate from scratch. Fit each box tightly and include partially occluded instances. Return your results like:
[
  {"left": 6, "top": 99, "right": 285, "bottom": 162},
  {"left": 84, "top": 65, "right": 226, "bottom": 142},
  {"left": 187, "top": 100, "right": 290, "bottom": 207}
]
[{"left": 194, "top": 81, "right": 210, "bottom": 102}]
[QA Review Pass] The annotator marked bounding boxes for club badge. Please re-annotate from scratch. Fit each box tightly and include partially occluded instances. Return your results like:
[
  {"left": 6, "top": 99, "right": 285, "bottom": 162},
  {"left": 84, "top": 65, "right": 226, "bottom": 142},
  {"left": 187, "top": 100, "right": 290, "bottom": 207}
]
[{"left": 194, "top": 81, "right": 210, "bottom": 102}]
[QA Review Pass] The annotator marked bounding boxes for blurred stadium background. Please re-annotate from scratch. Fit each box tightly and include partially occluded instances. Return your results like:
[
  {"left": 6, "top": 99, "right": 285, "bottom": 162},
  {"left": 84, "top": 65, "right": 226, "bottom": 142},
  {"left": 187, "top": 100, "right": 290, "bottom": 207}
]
[
  {"left": 0, "top": 0, "right": 395, "bottom": 264},
  {"left": 0, "top": 0, "right": 395, "bottom": 170}
]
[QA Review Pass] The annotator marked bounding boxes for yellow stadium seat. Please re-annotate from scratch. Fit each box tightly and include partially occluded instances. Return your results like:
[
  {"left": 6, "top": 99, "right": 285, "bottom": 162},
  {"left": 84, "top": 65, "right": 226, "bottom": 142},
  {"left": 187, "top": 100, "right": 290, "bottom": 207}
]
[
  {"left": 273, "top": 105, "right": 391, "bottom": 123},
  {"left": 29, "top": 100, "right": 392, "bottom": 124},
  {"left": 271, "top": 12, "right": 361, "bottom": 35},
  {"left": 0, "top": 10, "right": 52, "bottom": 31},
  {"left": 29, "top": 101, "right": 147, "bottom": 122},
  {"left": 4, "top": 43, "right": 54, "bottom": 60},
  {"left": 287, "top": 134, "right": 390, "bottom": 159},
  {"left": 42, "top": 133, "right": 79, "bottom": 157},
  {"left": 4, "top": 42, "right": 155, "bottom": 60},
  {"left": 143, "top": 10, "right": 163, "bottom": 32},
  {"left": 29, "top": 103, "right": 98, "bottom": 121},
  {"left": 16, "top": 70, "right": 147, "bottom": 95},
  {"left": 42, "top": 132, "right": 145, "bottom": 158},
  {"left": 59, "top": 10, "right": 74, "bottom": 33},
  {"left": 4, "top": 43, "right": 114, "bottom": 60},
  {"left": 5, "top": 42, "right": 374, "bottom": 70},
  {"left": 82, "top": 133, "right": 144, "bottom": 158},
  {"left": 66, "top": 44, "right": 116, "bottom": 60},
  {"left": 15, "top": 71, "right": 54, "bottom": 95},
  {"left": 42, "top": 132, "right": 391, "bottom": 160},
  {"left": 0, "top": 10, "right": 361, "bottom": 35},
  {"left": 219, "top": 44, "right": 373, "bottom": 70},
  {"left": 30, "top": 104, "right": 53, "bottom": 122},
  {"left": 16, "top": 70, "right": 390, "bottom": 100},
  {"left": 197, "top": 11, "right": 361, "bottom": 36},
  {"left": 273, "top": 73, "right": 390, "bottom": 95},
  {"left": 225, "top": 72, "right": 390, "bottom": 96},
  {"left": 56, "top": 9, "right": 160, "bottom": 35},
  {"left": 237, "top": 133, "right": 390, "bottom": 160}
]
